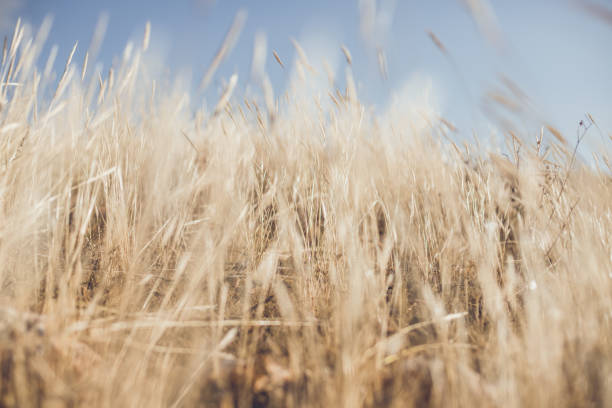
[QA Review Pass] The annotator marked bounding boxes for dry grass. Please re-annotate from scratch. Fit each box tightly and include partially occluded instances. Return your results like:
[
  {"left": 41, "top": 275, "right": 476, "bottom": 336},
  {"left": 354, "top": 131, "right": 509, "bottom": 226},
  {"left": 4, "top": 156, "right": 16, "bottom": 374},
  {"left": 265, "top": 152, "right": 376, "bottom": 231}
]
[{"left": 0, "top": 18, "right": 610, "bottom": 408}]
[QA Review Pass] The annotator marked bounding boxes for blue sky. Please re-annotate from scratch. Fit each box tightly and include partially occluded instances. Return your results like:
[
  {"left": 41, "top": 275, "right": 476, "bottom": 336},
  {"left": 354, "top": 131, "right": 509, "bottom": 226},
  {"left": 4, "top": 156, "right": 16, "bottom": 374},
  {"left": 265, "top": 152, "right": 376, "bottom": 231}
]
[{"left": 1, "top": 0, "right": 611, "bottom": 150}]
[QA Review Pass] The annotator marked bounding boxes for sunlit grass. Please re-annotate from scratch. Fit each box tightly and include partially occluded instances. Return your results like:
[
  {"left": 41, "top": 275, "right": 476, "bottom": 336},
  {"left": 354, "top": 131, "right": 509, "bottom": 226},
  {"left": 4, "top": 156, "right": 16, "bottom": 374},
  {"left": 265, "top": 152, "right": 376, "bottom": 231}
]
[{"left": 0, "top": 16, "right": 610, "bottom": 407}]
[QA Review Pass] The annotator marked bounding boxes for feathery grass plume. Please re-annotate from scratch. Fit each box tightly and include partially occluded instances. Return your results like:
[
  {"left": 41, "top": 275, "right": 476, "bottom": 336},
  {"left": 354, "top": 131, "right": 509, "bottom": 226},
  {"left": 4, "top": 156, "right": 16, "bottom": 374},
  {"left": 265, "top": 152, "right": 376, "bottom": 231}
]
[
  {"left": 290, "top": 38, "right": 316, "bottom": 74},
  {"left": 273, "top": 50, "right": 285, "bottom": 68},
  {"left": 199, "top": 9, "right": 247, "bottom": 92},
  {"left": 87, "top": 12, "right": 109, "bottom": 59},
  {"left": 213, "top": 73, "right": 238, "bottom": 116},
  {"left": 377, "top": 47, "right": 388, "bottom": 80},
  {"left": 142, "top": 21, "right": 151, "bottom": 51},
  {"left": 578, "top": 0, "right": 612, "bottom": 25},
  {"left": 341, "top": 44, "right": 352, "bottom": 65},
  {"left": 462, "top": 0, "right": 504, "bottom": 48}
]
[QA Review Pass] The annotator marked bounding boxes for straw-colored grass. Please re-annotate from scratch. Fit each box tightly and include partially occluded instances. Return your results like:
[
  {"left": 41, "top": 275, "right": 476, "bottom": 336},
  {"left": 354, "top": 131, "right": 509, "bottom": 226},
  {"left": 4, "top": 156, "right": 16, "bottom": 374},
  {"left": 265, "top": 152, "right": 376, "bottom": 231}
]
[{"left": 0, "top": 18, "right": 610, "bottom": 408}]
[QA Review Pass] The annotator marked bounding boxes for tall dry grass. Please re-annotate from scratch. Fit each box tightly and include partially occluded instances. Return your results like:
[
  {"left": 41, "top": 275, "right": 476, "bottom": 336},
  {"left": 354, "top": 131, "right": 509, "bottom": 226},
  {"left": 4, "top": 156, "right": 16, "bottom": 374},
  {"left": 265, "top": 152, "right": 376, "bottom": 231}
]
[{"left": 0, "top": 17, "right": 610, "bottom": 408}]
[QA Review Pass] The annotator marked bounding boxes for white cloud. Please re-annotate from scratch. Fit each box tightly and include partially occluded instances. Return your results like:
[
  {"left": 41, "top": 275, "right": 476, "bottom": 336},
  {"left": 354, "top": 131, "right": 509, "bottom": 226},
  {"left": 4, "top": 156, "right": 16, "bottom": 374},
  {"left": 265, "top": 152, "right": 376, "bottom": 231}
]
[{"left": 383, "top": 72, "right": 442, "bottom": 134}]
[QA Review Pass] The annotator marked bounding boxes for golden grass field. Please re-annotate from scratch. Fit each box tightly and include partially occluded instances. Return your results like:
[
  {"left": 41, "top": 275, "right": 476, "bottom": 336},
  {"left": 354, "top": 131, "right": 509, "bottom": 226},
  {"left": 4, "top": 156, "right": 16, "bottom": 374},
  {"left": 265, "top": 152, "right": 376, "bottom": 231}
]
[{"left": 0, "top": 17, "right": 610, "bottom": 407}]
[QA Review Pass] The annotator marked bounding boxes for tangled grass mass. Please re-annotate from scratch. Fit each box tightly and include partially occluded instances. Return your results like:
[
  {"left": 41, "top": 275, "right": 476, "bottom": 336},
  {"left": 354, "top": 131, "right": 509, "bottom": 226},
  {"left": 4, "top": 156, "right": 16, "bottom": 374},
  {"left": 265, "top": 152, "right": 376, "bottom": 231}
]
[{"left": 0, "top": 17, "right": 611, "bottom": 407}]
